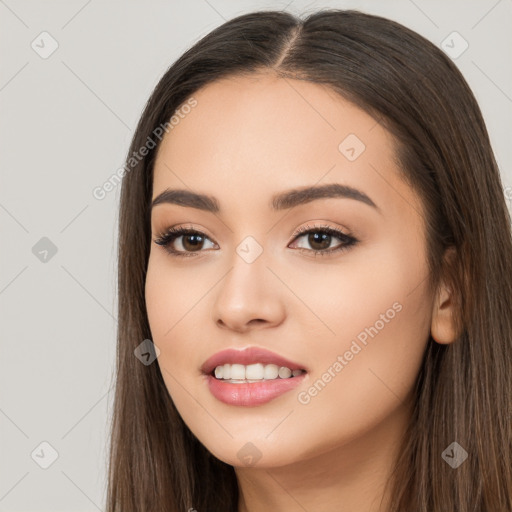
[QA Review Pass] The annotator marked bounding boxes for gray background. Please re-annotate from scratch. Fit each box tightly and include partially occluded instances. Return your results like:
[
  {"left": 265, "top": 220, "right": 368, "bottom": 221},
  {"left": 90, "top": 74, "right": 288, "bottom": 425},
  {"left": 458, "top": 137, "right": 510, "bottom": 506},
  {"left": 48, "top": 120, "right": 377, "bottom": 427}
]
[{"left": 1, "top": 0, "right": 510, "bottom": 510}]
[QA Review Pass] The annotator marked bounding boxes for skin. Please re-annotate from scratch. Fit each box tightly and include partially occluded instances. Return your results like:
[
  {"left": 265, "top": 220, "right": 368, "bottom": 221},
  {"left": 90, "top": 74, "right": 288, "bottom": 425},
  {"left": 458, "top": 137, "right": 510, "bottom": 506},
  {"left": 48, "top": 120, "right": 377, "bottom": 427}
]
[{"left": 145, "top": 72, "right": 457, "bottom": 512}]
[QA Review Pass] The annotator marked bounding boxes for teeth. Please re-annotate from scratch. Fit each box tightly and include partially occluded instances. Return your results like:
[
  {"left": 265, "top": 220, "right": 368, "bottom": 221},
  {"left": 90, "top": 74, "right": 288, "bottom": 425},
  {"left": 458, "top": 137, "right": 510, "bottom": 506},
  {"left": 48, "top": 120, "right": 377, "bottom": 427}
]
[
  {"left": 230, "top": 364, "right": 245, "bottom": 380},
  {"left": 278, "top": 366, "right": 292, "bottom": 378},
  {"left": 212, "top": 363, "right": 305, "bottom": 381},
  {"left": 246, "top": 363, "right": 264, "bottom": 379},
  {"left": 263, "top": 364, "right": 278, "bottom": 380}
]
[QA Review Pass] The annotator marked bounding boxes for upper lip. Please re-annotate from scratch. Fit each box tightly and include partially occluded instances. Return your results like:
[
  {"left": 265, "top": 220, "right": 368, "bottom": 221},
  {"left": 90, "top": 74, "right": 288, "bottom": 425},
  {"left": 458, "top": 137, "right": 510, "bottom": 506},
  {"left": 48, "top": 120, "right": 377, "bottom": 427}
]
[{"left": 201, "top": 346, "right": 307, "bottom": 375}]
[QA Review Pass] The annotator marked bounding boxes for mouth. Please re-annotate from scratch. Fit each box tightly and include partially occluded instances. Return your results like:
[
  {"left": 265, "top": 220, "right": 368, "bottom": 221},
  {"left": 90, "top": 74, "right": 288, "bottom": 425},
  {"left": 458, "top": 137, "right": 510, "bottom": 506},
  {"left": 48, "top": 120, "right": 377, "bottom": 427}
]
[
  {"left": 201, "top": 346, "right": 308, "bottom": 406},
  {"left": 201, "top": 345, "right": 308, "bottom": 377},
  {"left": 209, "top": 363, "right": 306, "bottom": 383}
]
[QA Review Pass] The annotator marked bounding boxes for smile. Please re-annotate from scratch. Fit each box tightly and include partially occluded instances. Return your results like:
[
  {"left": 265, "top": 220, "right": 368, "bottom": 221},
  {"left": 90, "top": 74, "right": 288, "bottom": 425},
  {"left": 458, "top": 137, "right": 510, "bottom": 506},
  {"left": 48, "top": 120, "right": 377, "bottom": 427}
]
[{"left": 213, "top": 363, "right": 306, "bottom": 381}]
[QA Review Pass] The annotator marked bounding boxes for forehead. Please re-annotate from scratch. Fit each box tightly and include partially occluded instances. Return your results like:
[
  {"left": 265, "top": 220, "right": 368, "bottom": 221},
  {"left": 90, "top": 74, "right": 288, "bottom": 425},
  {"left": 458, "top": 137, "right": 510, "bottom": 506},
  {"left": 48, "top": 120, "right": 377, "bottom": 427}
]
[{"left": 151, "top": 73, "right": 420, "bottom": 220}]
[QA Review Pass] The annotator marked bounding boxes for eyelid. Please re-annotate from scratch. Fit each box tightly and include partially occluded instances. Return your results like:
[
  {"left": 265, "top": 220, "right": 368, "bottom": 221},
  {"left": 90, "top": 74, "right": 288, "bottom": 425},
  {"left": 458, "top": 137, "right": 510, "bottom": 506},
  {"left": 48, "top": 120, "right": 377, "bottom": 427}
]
[
  {"left": 154, "top": 223, "right": 217, "bottom": 243},
  {"left": 291, "top": 222, "right": 353, "bottom": 239}
]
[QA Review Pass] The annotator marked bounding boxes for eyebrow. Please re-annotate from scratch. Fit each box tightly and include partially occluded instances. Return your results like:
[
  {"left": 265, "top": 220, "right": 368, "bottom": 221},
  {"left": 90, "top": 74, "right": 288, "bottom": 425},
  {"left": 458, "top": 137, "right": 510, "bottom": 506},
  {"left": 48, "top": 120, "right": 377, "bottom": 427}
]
[{"left": 151, "top": 183, "right": 379, "bottom": 213}]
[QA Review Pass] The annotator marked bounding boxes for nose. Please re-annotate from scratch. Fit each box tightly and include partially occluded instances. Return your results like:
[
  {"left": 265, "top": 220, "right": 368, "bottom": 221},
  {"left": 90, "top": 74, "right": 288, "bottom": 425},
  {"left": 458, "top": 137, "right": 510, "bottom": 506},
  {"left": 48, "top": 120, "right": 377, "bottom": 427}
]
[{"left": 211, "top": 251, "right": 286, "bottom": 333}]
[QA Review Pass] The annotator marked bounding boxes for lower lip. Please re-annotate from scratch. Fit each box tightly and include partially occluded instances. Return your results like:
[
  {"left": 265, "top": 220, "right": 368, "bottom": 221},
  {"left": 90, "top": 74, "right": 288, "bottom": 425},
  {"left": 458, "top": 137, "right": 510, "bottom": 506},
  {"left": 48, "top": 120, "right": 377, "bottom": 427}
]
[{"left": 205, "top": 373, "right": 307, "bottom": 406}]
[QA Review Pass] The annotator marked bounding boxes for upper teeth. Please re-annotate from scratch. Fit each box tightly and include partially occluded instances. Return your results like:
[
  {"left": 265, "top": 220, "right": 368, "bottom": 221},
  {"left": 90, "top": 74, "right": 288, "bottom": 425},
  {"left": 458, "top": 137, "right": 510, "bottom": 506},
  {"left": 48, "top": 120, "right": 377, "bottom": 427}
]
[{"left": 214, "top": 363, "right": 304, "bottom": 380}]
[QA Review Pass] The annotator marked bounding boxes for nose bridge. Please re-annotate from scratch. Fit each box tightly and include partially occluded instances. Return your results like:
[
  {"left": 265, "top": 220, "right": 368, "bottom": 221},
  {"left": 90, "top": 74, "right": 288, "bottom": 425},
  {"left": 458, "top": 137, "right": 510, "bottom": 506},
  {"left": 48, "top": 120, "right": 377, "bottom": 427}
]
[{"left": 211, "top": 236, "right": 284, "bottom": 330}]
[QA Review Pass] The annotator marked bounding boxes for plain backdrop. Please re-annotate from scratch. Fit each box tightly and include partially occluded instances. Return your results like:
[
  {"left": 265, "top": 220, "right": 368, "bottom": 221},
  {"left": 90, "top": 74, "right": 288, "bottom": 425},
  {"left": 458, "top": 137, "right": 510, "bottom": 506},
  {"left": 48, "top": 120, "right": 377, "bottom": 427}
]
[{"left": 1, "top": 0, "right": 511, "bottom": 510}]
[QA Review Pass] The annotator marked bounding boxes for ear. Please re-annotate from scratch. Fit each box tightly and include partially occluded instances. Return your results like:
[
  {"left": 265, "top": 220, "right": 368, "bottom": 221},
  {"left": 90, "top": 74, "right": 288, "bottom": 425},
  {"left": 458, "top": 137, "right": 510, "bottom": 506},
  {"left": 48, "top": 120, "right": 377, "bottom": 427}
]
[{"left": 430, "top": 247, "right": 458, "bottom": 345}]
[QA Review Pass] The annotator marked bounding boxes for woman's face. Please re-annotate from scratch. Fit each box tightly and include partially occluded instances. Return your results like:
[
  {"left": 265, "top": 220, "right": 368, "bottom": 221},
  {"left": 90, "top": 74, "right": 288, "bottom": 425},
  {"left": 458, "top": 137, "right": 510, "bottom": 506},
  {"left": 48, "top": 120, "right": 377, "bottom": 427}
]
[{"left": 145, "top": 73, "right": 434, "bottom": 468}]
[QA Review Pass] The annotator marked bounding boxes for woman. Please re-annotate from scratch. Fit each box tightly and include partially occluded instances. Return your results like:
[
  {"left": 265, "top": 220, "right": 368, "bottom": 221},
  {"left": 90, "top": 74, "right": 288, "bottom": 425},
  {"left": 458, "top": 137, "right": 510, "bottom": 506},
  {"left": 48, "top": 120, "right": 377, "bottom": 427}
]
[{"left": 107, "top": 8, "right": 512, "bottom": 511}]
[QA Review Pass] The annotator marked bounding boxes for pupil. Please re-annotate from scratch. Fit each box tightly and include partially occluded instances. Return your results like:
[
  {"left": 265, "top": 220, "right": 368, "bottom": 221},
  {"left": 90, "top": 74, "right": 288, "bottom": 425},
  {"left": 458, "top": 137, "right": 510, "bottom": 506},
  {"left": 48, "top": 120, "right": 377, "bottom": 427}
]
[
  {"left": 183, "top": 234, "right": 203, "bottom": 251},
  {"left": 309, "top": 233, "right": 330, "bottom": 250}
]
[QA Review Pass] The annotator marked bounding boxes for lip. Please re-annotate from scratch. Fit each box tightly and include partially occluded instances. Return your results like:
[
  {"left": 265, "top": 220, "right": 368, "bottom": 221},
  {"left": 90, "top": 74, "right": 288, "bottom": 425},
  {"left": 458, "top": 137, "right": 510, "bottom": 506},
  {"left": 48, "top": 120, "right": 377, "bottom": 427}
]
[
  {"left": 205, "top": 373, "right": 306, "bottom": 407},
  {"left": 200, "top": 346, "right": 307, "bottom": 376}
]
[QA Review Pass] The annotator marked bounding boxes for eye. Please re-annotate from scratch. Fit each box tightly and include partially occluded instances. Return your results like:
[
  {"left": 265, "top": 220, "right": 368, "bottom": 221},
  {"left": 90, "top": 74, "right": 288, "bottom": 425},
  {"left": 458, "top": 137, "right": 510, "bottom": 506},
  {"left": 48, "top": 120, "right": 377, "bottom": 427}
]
[
  {"left": 153, "top": 226, "right": 217, "bottom": 258},
  {"left": 289, "top": 224, "right": 358, "bottom": 257},
  {"left": 153, "top": 223, "right": 358, "bottom": 258}
]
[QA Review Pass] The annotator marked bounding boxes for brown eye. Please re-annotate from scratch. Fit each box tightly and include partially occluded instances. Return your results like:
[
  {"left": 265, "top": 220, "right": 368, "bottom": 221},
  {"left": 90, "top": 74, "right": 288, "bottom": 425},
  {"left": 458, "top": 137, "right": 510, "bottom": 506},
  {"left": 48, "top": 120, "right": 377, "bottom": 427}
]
[
  {"left": 290, "top": 225, "right": 358, "bottom": 256},
  {"left": 180, "top": 233, "right": 206, "bottom": 252},
  {"left": 305, "top": 232, "right": 333, "bottom": 251},
  {"left": 154, "top": 228, "right": 216, "bottom": 257}
]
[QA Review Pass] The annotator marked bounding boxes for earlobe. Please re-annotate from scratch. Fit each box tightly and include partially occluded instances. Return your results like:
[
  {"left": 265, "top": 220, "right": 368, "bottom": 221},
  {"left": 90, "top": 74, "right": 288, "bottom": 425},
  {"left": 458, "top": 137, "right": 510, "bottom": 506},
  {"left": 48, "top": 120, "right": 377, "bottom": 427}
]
[
  {"left": 430, "top": 283, "right": 457, "bottom": 344},
  {"left": 430, "top": 247, "right": 459, "bottom": 345}
]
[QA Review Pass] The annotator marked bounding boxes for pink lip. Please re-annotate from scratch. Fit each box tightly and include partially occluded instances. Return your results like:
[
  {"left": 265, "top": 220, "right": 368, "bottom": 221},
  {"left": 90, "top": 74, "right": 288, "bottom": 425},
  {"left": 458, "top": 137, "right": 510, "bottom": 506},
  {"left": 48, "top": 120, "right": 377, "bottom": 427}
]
[
  {"left": 205, "top": 373, "right": 306, "bottom": 407},
  {"left": 200, "top": 346, "right": 307, "bottom": 376}
]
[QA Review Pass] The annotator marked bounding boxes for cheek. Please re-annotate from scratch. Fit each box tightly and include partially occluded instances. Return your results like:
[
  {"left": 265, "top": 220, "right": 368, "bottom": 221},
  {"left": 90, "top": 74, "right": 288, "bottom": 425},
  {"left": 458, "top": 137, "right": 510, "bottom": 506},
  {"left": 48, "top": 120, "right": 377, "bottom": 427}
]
[
  {"left": 145, "top": 250, "right": 213, "bottom": 340},
  {"left": 275, "top": 230, "right": 431, "bottom": 358},
  {"left": 144, "top": 250, "right": 220, "bottom": 404},
  {"left": 295, "top": 299, "right": 429, "bottom": 457},
  {"left": 296, "top": 234, "right": 432, "bottom": 420}
]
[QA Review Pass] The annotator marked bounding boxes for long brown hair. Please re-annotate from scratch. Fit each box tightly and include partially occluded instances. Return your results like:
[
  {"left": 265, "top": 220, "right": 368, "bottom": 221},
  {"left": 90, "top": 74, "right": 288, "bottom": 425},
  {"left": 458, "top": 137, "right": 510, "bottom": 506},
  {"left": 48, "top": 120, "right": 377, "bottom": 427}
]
[{"left": 107, "top": 9, "right": 512, "bottom": 511}]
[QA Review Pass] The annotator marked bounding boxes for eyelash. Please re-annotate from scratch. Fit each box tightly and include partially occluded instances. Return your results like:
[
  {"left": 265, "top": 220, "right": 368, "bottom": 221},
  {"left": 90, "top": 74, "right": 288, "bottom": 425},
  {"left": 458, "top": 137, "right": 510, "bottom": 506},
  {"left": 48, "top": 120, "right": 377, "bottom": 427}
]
[{"left": 153, "top": 223, "right": 358, "bottom": 258}]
